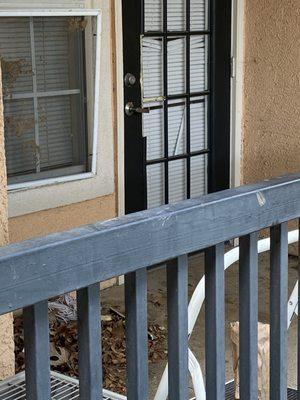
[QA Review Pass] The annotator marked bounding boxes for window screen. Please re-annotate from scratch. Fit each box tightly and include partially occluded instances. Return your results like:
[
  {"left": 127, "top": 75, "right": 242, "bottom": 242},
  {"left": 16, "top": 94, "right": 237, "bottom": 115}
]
[{"left": 0, "top": 16, "right": 88, "bottom": 184}]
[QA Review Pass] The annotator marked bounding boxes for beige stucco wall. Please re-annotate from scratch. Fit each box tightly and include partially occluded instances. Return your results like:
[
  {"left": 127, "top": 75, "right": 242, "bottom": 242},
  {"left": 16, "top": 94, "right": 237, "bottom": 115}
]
[
  {"left": 242, "top": 0, "right": 300, "bottom": 184},
  {"left": 9, "top": 193, "right": 116, "bottom": 242},
  {"left": 0, "top": 67, "right": 15, "bottom": 379}
]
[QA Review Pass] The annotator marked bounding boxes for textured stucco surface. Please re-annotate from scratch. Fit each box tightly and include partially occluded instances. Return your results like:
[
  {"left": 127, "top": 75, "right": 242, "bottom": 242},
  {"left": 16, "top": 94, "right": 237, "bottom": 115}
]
[
  {"left": 0, "top": 66, "right": 15, "bottom": 379},
  {"left": 242, "top": 0, "right": 300, "bottom": 184},
  {"left": 9, "top": 193, "right": 116, "bottom": 243}
]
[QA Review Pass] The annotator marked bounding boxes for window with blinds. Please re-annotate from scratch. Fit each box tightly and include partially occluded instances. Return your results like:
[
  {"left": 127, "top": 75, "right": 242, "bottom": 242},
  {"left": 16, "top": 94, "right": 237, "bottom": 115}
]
[{"left": 0, "top": 15, "right": 88, "bottom": 185}]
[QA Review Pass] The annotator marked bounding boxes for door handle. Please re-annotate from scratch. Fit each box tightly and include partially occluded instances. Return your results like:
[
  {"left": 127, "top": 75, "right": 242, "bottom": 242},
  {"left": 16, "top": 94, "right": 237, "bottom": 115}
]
[{"left": 125, "top": 102, "right": 150, "bottom": 116}]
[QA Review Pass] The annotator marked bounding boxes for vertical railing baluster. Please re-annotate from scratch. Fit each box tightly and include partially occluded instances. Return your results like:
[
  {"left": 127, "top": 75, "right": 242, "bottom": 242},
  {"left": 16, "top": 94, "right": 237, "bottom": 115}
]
[
  {"left": 270, "top": 223, "right": 288, "bottom": 400},
  {"left": 125, "top": 268, "right": 148, "bottom": 400},
  {"left": 23, "top": 301, "right": 51, "bottom": 400},
  {"left": 167, "top": 255, "right": 189, "bottom": 400},
  {"left": 205, "top": 243, "right": 225, "bottom": 400},
  {"left": 298, "top": 218, "right": 300, "bottom": 400},
  {"left": 239, "top": 233, "right": 258, "bottom": 400},
  {"left": 77, "top": 284, "right": 102, "bottom": 400}
]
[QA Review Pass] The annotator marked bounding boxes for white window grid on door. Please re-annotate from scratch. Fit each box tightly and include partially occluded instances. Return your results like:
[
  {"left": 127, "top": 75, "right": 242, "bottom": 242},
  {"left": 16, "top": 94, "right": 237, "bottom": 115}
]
[{"left": 0, "top": 9, "right": 101, "bottom": 191}]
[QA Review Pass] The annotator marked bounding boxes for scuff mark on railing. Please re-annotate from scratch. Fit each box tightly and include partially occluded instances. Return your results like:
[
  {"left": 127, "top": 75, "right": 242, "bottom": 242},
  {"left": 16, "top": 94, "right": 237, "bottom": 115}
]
[{"left": 257, "top": 191, "right": 266, "bottom": 207}]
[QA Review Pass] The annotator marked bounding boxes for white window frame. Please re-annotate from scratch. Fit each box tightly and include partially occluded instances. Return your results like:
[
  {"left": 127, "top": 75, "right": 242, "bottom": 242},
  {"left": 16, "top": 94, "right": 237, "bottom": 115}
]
[{"left": 0, "top": 9, "right": 102, "bottom": 191}]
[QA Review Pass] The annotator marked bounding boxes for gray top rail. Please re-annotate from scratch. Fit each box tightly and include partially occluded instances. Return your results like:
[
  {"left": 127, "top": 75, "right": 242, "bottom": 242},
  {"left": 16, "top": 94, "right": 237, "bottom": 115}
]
[{"left": 0, "top": 173, "right": 299, "bottom": 314}]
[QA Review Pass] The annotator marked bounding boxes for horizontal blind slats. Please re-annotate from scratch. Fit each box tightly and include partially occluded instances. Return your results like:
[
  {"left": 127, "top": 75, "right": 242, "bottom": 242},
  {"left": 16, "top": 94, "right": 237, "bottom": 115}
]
[
  {"left": 38, "top": 96, "right": 74, "bottom": 169},
  {"left": 144, "top": 0, "right": 207, "bottom": 32},
  {"left": 147, "top": 163, "right": 165, "bottom": 208},
  {"left": 1, "top": 16, "right": 85, "bottom": 180},
  {"left": 142, "top": 36, "right": 207, "bottom": 99},
  {"left": 4, "top": 99, "right": 36, "bottom": 174},
  {"left": 34, "top": 17, "right": 71, "bottom": 92},
  {"left": 143, "top": 0, "right": 208, "bottom": 207},
  {"left": 169, "top": 158, "right": 186, "bottom": 203},
  {"left": 0, "top": 18, "right": 33, "bottom": 96},
  {"left": 191, "top": 155, "right": 206, "bottom": 198}
]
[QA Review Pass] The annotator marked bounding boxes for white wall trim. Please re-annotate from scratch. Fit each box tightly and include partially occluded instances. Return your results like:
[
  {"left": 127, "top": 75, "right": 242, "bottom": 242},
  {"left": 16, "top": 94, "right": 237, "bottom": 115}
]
[
  {"left": 115, "top": 0, "right": 125, "bottom": 217},
  {"left": 230, "top": 0, "right": 245, "bottom": 188},
  {"left": 0, "top": 9, "right": 99, "bottom": 16}
]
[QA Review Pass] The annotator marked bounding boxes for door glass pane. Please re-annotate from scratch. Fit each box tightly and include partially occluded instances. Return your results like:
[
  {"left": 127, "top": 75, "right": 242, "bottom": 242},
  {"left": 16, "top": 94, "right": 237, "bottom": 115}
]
[
  {"left": 191, "top": 154, "right": 207, "bottom": 198},
  {"left": 190, "top": 35, "right": 208, "bottom": 93},
  {"left": 141, "top": 37, "right": 163, "bottom": 100},
  {"left": 147, "top": 163, "right": 165, "bottom": 208},
  {"left": 141, "top": 0, "right": 211, "bottom": 209},
  {"left": 144, "top": 0, "right": 208, "bottom": 33},
  {"left": 167, "top": 0, "right": 186, "bottom": 31},
  {"left": 144, "top": 0, "right": 163, "bottom": 32},
  {"left": 168, "top": 37, "right": 186, "bottom": 95},
  {"left": 142, "top": 37, "right": 189, "bottom": 98},
  {"left": 190, "top": 0, "right": 208, "bottom": 31},
  {"left": 169, "top": 158, "right": 187, "bottom": 203},
  {"left": 190, "top": 96, "right": 208, "bottom": 152},
  {"left": 168, "top": 99, "right": 186, "bottom": 156},
  {"left": 144, "top": 102, "right": 164, "bottom": 160}
]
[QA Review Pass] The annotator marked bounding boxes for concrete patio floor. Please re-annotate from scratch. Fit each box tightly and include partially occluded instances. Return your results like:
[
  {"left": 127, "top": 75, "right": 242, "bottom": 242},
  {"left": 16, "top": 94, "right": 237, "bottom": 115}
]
[{"left": 101, "top": 249, "right": 299, "bottom": 398}]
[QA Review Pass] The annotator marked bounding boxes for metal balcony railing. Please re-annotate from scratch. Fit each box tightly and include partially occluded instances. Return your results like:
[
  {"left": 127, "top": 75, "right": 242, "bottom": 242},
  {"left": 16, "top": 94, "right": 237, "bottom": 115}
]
[{"left": 0, "top": 173, "right": 299, "bottom": 400}]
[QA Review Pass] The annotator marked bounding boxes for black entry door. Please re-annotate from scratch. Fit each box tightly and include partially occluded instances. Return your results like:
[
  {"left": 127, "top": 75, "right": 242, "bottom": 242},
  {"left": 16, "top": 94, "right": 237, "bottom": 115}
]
[{"left": 123, "top": 0, "right": 231, "bottom": 214}]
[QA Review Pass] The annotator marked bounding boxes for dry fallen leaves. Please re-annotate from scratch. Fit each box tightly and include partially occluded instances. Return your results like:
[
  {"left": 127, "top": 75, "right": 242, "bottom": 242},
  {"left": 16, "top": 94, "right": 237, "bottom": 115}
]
[{"left": 14, "top": 303, "right": 167, "bottom": 395}]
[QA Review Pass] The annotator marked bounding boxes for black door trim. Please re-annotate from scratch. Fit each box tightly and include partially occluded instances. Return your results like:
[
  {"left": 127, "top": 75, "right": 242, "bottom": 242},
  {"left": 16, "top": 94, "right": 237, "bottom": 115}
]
[
  {"left": 123, "top": 0, "right": 147, "bottom": 214},
  {"left": 208, "top": 0, "right": 232, "bottom": 193},
  {"left": 123, "top": 0, "right": 232, "bottom": 213}
]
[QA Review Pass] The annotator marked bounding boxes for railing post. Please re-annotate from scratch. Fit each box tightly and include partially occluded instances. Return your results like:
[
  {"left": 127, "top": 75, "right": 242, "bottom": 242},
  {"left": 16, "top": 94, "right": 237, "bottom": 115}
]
[
  {"left": 167, "top": 255, "right": 189, "bottom": 400},
  {"left": 239, "top": 233, "right": 258, "bottom": 400},
  {"left": 298, "top": 219, "right": 300, "bottom": 400},
  {"left": 205, "top": 243, "right": 225, "bottom": 400},
  {"left": 23, "top": 301, "right": 51, "bottom": 400},
  {"left": 270, "top": 223, "right": 288, "bottom": 400},
  {"left": 77, "top": 284, "right": 103, "bottom": 400},
  {"left": 125, "top": 268, "right": 148, "bottom": 400}
]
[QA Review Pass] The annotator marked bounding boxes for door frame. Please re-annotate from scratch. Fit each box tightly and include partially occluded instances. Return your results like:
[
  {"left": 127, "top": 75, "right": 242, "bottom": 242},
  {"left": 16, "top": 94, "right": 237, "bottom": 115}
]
[
  {"left": 207, "top": 0, "right": 232, "bottom": 194},
  {"left": 116, "top": 0, "right": 245, "bottom": 215},
  {"left": 230, "top": 0, "right": 245, "bottom": 188}
]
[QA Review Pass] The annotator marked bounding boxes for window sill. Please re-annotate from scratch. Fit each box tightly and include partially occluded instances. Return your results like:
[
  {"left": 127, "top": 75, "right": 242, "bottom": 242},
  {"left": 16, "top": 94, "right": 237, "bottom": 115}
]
[{"left": 8, "top": 172, "right": 96, "bottom": 193}]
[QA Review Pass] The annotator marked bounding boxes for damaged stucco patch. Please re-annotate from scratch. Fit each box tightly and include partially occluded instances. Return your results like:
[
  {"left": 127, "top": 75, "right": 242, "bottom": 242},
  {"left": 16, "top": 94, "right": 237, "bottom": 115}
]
[
  {"left": 242, "top": 0, "right": 300, "bottom": 184},
  {"left": 0, "top": 64, "right": 15, "bottom": 379}
]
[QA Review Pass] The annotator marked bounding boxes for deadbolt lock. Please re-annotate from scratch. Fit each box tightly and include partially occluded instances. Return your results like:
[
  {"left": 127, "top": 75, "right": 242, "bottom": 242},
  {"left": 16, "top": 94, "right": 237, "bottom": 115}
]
[
  {"left": 124, "top": 73, "right": 137, "bottom": 87},
  {"left": 125, "top": 102, "right": 150, "bottom": 116}
]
